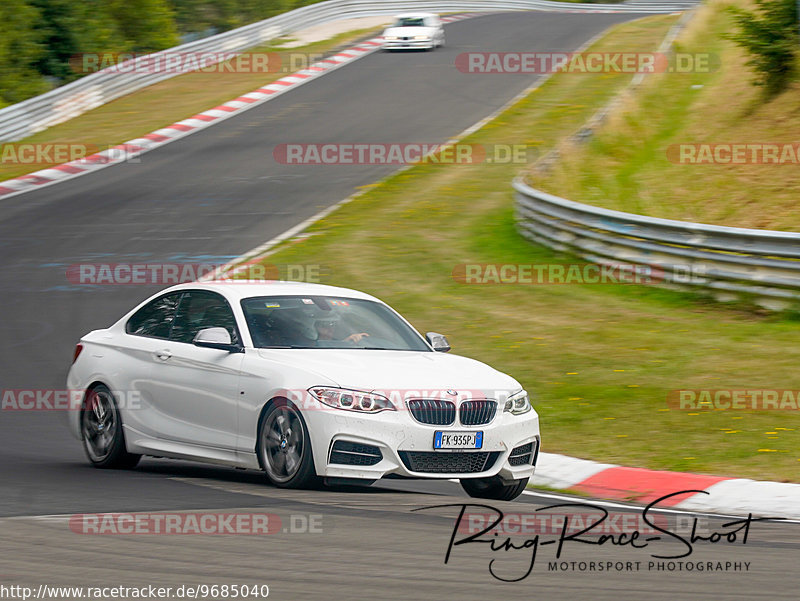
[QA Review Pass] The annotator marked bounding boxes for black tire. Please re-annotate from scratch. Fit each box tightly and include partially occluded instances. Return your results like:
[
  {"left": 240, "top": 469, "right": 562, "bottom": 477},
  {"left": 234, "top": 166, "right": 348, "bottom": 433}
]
[
  {"left": 257, "top": 400, "right": 319, "bottom": 489},
  {"left": 80, "top": 385, "right": 141, "bottom": 469},
  {"left": 460, "top": 475, "right": 529, "bottom": 501}
]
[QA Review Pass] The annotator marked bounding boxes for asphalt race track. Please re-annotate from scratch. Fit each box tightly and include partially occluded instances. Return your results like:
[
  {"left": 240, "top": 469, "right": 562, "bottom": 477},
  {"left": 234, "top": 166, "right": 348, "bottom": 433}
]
[{"left": 1, "top": 10, "right": 798, "bottom": 600}]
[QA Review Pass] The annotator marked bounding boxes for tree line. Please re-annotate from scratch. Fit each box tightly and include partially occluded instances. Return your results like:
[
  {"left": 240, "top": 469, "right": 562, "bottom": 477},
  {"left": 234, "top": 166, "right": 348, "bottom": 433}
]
[{"left": 0, "top": 0, "right": 322, "bottom": 107}]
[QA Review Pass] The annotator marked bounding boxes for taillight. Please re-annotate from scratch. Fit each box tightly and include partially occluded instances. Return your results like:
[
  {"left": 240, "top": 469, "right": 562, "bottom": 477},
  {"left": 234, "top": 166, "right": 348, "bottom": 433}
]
[{"left": 72, "top": 344, "right": 83, "bottom": 365}]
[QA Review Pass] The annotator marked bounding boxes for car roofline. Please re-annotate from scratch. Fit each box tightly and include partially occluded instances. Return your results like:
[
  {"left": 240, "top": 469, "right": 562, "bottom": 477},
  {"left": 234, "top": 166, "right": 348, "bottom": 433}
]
[{"left": 153, "top": 280, "right": 383, "bottom": 304}]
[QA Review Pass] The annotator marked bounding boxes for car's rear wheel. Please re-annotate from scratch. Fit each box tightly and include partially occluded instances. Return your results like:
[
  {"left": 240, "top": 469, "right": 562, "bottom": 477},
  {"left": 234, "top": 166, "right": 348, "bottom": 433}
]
[
  {"left": 80, "top": 385, "right": 141, "bottom": 469},
  {"left": 258, "top": 400, "right": 319, "bottom": 488},
  {"left": 460, "top": 475, "right": 528, "bottom": 501}
]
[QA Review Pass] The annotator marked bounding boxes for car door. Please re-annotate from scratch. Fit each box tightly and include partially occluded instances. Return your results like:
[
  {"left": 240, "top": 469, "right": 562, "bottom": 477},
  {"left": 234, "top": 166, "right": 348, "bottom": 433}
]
[
  {"left": 146, "top": 290, "right": 244, "bottom": 450},
  {"left": 120, "top": 291, "right": 183, "bottom": 439}
]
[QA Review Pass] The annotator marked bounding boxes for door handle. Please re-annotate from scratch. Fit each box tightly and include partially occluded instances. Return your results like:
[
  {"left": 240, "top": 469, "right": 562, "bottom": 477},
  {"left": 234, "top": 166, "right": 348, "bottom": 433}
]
[{"left": 155, "top": 350, "right": 172, "bottom": 361}]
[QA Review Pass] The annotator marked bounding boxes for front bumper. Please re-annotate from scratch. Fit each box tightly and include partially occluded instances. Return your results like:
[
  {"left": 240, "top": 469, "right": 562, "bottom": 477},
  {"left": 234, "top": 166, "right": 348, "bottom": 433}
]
[
  {"left": 383, "top": 39, "right": 434, "bottom": 50},
  {"left": 303, "top": 403, "right": 540, "bottom": 482}
]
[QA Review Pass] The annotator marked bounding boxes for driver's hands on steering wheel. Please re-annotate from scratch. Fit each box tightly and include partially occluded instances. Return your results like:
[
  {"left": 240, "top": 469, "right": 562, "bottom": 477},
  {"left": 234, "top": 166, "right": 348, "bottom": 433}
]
[{"left": 344, "top": 332, "right": 369, "bottom": 344}]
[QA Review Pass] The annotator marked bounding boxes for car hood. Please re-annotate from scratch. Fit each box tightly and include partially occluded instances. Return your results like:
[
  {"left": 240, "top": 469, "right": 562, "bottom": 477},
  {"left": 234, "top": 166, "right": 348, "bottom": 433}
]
[
  {"left": 383, "top": 26, "right": 436, "bottom": 37},
  {"left": 256, "top": 349, "right": 520, "bottom": 397}
]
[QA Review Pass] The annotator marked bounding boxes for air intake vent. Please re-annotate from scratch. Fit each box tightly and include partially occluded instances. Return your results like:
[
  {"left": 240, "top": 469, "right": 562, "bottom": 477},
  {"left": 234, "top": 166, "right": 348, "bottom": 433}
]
[
  {"left": 329, "top": 440, "right": 382, "bottom": 466},
  {"left": 399, "top": 451, "right": 499, "bottom": 474},
  {"left": 508, "top": 442, "right": 534, "bottom": 466}
]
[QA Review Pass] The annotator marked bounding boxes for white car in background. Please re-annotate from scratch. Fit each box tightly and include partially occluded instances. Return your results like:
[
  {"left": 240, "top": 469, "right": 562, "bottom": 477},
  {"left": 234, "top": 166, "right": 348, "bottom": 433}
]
[
  {"left": 66, "top": 281, "right": 539, "bottom": 500},
  {"left": 382, "top": 13, "right": 445, "bottom": 51}
]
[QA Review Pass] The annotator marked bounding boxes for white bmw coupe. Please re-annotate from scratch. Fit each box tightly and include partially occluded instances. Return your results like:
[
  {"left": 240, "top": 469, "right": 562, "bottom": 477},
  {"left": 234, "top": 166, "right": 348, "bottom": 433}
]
[{"left": 67, "top": 282, "right": 539, "bottom": 500}]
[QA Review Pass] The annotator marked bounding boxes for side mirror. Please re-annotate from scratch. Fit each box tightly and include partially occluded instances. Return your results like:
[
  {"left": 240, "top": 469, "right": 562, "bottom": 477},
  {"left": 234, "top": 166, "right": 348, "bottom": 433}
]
[
  {"left": 193, "top": 327, "right": 243, "bottom": 353},
  {"left": 426, "top": 332, "right": 451, "bottom": 353}
]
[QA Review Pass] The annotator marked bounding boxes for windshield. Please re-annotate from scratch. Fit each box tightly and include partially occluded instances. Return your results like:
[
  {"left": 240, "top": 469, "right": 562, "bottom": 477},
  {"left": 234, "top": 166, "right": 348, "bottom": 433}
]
[
  {"left": 394, "top": 17, "right": 427, "bottom": 27},
  {"left": 241, "top": 295, "right": 431, "bottom": 351}
]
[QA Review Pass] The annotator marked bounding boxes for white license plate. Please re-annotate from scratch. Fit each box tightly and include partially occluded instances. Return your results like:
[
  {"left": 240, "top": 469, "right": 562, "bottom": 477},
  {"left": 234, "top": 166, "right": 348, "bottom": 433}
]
[{"left": 434, "top": 431, "right": 483, "bottom": 450}]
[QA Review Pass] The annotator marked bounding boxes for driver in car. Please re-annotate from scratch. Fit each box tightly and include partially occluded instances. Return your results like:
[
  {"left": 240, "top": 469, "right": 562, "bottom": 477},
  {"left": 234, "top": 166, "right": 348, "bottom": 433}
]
[{"left": 314, "top": 316, "right": 369, "bottom": 345}]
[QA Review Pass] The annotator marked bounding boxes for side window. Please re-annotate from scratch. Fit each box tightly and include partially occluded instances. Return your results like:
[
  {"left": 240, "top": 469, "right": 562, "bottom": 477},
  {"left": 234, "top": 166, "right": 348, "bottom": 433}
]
[
  {"left": 169, "top": 290, "right": 240, "bottom": 345},
  {"left": 126, "top": 292, "right": 183, "bottom": 339}
]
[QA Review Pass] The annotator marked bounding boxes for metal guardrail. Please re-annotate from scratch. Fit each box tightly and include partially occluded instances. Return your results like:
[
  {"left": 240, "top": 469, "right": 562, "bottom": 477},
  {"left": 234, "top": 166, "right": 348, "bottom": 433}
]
[
  {"left": 513, "top": 179, "right": 800, "bottom": 309},
  {"left": 0, "top": 0, "right": 692, "bottom": 143},
  {"left": 510, "top": 2, "right": 800, "bottom": 310}
]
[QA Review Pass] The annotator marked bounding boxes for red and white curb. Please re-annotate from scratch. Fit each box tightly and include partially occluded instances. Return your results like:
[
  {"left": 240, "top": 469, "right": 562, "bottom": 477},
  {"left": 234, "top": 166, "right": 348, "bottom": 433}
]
[
  {"left": 533, "top": 452, "right": 800, "bottom": 519},
  {"left": 0, "top": 13, "right": 477, "bottom": 201}
]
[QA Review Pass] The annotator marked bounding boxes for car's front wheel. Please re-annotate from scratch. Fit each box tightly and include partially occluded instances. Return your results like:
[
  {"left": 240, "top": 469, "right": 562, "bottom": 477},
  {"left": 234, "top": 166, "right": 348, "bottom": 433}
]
[
  {"left": 80, "top": 385, "right": 141, "bottom": 469},
  {"left": 460, "top": 475, "right": 528, "bottom": 501},
  {"left": 258, "top": 400, "right": 319, "bottom": 489}
]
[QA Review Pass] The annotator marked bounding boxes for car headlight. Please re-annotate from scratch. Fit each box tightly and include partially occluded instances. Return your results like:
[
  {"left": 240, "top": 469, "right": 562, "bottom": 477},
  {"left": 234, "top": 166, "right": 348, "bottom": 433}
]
[
  {"left": 309, "top": 387, "right": 396, "bottom": 413},
  {"left": 384, "top": 35, "right": 399, "bottom": 40},
  {"left": 504, "top": 390, "right": 531, "bottom": 415},
  {"left": 414, "top": 35, "right": 430, "bottom": 40}
]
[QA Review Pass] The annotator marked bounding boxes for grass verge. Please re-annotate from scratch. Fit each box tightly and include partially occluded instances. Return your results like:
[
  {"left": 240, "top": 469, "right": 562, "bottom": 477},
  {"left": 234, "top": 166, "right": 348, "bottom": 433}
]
[
  {"left": 0, "top": 27, "right": 383, "bottom": 182},
  {"left": 246, "top": 12, "right": 800, "bottom": 483},
  {"left": 528, "top": 0, "right": 800, "bottom": 231}
]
